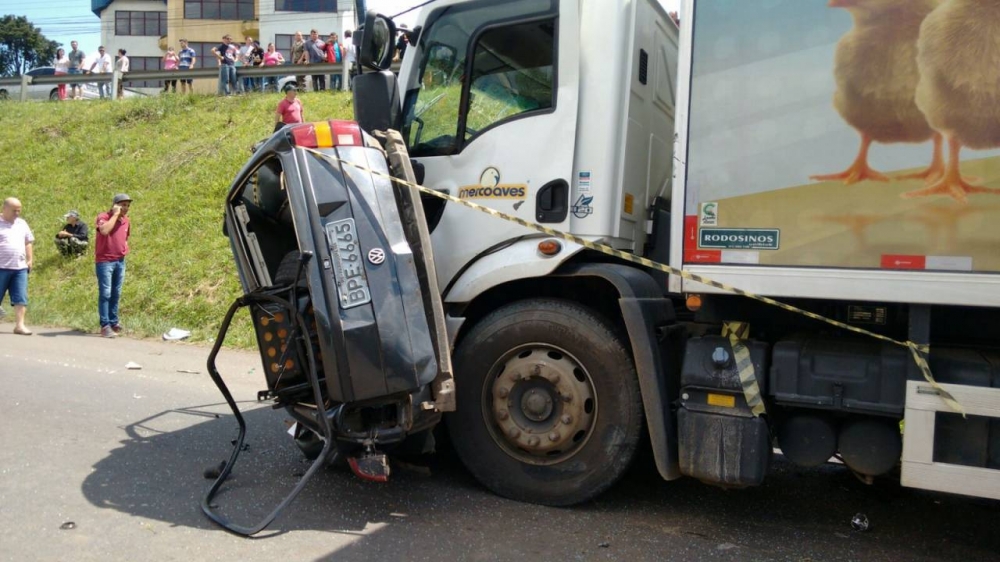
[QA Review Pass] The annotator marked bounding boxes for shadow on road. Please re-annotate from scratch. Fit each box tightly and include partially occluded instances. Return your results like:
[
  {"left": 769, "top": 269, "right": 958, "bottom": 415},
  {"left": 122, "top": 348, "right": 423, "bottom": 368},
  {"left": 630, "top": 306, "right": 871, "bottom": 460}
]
[
  {"left": 81, "top": 403, "right": 1000, "bottom": 561},
  {"left": 80, "top": 403, "right": 486, "bottom": 538},
  {"left": 36, "top": 329, "right": 89, "bottom": 338}
]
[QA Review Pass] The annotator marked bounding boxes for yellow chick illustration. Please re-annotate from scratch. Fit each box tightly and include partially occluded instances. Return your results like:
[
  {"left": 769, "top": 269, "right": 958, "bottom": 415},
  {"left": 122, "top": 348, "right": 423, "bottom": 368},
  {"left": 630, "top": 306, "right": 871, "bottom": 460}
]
[
  {"left": 908, "top": 0, "right": 1000, "bottom": 203},
  {"left": 812, "top": 0, "right": 944, "bottom": 185}
]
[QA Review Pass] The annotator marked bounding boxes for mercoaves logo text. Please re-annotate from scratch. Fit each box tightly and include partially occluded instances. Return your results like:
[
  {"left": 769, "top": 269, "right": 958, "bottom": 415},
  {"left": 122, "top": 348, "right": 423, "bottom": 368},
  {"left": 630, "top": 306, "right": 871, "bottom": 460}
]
[{"left": 458, "top": 185, "right": 528, "bottom": 199}]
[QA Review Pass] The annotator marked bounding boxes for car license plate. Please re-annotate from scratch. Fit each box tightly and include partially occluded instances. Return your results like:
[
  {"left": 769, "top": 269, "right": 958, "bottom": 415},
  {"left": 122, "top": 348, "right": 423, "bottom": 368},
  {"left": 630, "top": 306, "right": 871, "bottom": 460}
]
[{"left": 326, "top": 218, "right": 371, "bottom": 309}]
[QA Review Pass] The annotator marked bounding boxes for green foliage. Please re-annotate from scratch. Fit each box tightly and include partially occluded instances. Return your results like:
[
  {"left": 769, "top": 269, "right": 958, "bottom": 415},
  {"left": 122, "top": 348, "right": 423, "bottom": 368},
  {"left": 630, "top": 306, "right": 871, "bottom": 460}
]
[
  {"left": 0, "top": 15, "right": 58, "bottom": 77},
  {"left": 0, "top": 91, "right": 355, "bottom": 347}
]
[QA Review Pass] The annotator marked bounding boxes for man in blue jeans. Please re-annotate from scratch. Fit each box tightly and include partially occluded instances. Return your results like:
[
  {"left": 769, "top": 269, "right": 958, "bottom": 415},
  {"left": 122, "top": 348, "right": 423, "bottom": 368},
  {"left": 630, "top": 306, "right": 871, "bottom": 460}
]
[
  {"left": 95, "top": 194, "right": 132, "bottom": 338},
  {"left": 212, "top": 34, "right": 239, "bottom": 96},
  {"left": 0, "top": 197, "right": 34, "bottom": 335}
]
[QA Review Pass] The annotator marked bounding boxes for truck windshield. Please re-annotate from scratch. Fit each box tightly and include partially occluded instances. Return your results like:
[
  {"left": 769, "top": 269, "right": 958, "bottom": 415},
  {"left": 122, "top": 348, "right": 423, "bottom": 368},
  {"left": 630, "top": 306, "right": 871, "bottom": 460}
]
[{"left": 401, "top": 0, "right": 556, "bottom": 157}]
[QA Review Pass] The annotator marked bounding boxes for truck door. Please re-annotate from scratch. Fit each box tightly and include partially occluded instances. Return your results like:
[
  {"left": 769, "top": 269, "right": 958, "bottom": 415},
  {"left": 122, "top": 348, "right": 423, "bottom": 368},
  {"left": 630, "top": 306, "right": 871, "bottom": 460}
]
[{"left": 399, "top": 0, "right": 581, "bottom": 289}]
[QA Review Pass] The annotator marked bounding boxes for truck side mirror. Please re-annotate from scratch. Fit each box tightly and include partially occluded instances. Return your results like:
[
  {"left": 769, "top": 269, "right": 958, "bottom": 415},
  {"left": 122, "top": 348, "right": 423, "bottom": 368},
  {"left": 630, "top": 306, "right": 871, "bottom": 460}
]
[{"left": 359, "top": 10, "right": 396, "bottom": 71}]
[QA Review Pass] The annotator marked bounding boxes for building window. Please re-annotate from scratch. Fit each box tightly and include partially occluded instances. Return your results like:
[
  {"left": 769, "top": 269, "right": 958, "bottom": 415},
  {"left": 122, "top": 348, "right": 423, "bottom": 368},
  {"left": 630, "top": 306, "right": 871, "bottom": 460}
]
[
  {"left": 275, "top": 34, "right": 295, "bottom": 63},
  {"left": 275, "top": 0, "right": 338, "bottom": 12},
  {"left": 123, "top": 56, "right": 163, "bottom": 88},
  {"left": 115, "top": 11, "right": 167, "bottom": 36},
  {"left": 184, "top": 0, "right": 255, "bottom": 20},
  {"left": 188, "top": 42, "right": 219, "bottom": 67}
]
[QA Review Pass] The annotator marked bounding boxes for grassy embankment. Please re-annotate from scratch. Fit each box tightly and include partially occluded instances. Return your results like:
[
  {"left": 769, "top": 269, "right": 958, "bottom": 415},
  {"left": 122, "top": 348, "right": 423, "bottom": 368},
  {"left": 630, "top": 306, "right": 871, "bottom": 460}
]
[{"left": 0, "top": 92, "right": 353, "bottom": 347}]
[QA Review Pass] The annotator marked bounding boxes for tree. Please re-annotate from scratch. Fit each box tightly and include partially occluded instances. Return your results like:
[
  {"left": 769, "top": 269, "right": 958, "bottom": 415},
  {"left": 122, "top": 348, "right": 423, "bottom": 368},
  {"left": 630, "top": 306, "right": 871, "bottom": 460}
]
[{"left": 0, "top": 15, "right": 59, "bottom": 77}]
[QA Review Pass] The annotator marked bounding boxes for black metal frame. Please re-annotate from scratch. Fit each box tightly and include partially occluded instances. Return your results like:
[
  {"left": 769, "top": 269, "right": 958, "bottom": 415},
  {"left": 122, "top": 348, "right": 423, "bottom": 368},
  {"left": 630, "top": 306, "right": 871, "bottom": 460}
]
[{"left": 202, "top": 252, "right": 339, "bottom": 536}]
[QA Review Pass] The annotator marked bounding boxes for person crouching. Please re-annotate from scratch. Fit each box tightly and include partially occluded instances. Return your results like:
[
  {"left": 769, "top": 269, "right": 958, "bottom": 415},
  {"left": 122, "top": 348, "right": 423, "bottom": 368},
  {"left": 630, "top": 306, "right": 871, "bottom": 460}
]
[{"left": 55, "top": 210, "right": 89, "bottom": 257}]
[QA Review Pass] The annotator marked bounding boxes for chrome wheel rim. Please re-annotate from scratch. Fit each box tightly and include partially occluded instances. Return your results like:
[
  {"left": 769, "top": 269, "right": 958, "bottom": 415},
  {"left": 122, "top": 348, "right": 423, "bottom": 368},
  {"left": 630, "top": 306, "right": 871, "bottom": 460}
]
[{"left": 482, "top": 344, "right": 597, "bottom": 466}]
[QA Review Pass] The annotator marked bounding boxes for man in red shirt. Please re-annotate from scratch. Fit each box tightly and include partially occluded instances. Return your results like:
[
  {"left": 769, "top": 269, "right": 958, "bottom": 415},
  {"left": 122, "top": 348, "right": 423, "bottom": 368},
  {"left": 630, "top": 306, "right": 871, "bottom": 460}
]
[
  {"left": 95, "top": 193, "right": 131, "bottom": 338},
  {"left": 274, "top": 83, "right": 304, "bottom": 133}
]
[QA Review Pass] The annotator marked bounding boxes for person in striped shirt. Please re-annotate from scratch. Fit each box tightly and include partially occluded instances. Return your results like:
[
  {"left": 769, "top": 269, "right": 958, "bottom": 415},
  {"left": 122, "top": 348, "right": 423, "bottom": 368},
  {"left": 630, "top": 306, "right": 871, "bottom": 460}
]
[{"left": 0, "top": 197, "right": 34, "bottom": 335}]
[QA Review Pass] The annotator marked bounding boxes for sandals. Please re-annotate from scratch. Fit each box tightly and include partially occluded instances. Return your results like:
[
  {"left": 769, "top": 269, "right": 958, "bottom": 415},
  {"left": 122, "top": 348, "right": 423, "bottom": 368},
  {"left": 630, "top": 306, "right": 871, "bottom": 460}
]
[{"left": 13, "top": 327, "right": 33, "bottom": 336}]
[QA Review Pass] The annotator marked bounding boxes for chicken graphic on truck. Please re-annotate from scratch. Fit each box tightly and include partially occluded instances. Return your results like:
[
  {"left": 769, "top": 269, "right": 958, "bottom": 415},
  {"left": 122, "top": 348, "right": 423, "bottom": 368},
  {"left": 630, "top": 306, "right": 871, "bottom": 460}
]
[{"left": 685, "top": 0, "right": 1000, "bottom": 272}]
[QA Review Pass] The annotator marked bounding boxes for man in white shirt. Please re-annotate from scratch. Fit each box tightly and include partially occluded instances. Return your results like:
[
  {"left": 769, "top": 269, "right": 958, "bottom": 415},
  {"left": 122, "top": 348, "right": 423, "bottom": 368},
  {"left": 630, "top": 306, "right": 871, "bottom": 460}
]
[
  {"left": 0, "top": 197, "right": 35, "bottom": 336},
  {"left": 88, "top": 46, "right": 113, "bottom": 99}
]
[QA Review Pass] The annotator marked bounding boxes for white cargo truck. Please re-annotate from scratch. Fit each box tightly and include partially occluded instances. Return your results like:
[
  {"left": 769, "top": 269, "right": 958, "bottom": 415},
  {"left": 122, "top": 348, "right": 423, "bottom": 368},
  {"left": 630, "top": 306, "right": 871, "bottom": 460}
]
[
  {"left": 276, "top": 0, "right": 1000, "bottom": 508},
  {"left": 372, "top": 0, "right": 1000, "bottom": 504}
]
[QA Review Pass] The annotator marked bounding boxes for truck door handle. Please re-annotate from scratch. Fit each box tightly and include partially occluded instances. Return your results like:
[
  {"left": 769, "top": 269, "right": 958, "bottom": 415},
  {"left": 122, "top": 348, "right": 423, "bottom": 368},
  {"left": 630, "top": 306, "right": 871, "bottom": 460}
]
[{"left": 536, "top": 179, "right": 568, "bottom": 223}]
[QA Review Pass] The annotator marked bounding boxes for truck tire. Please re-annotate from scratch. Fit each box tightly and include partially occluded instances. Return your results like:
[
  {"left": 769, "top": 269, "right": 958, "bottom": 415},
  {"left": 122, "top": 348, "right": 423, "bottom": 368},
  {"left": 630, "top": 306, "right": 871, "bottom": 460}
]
[{"left": 447, "top": 298, "right": 643, "bottom": 506}]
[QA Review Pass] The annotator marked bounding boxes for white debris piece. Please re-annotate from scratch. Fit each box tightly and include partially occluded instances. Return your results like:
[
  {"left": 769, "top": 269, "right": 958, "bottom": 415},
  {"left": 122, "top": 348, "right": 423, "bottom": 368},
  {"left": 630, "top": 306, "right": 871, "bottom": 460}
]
[{"left": 162, "top": 328, "right": 192, "bottom": 341}]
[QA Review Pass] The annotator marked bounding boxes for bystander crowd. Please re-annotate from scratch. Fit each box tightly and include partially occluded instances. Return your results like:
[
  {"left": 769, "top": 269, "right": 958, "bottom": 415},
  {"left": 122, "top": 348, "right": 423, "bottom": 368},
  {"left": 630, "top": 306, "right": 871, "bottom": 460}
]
[
  {"left": 89, "top": 46, "right": 113, "bottom": 99},
  {"left": 307, "top": 29, "right": 327, "bottom": 92},
  {"left": 178, "top": 39, "right": 197, "bottom": 94},
  {"left": 274, "top": 83, "right": 303, "bottom": 132},
  {"left": 0, "top": 197, "right": 34, "bottom": 335},
  {"left": 261, "top": 43, "right": 284, "bottom": 92},
  {"left": 95, "top": 194, "right": 132, "bottom": 338},
  {"left": 115, "top": 49, "right": 129, "bottom": 100},
  {"left": 55, "top": 210, "right": 88, "bottom": 257},
  {"left": 53, "top": 48, "right": 69, "bottom": 101},
  {"left": 67, "top": 40, "right": 86, "bottom": 100},
  {"left": 163, "top": 47, "right": 179, "bottom": 93},
  {"left": 292, "top": 31, "right": 308, "bottom": 92},
  {"left": 212, "top": 35, "right": 239, "bottom": 96}
]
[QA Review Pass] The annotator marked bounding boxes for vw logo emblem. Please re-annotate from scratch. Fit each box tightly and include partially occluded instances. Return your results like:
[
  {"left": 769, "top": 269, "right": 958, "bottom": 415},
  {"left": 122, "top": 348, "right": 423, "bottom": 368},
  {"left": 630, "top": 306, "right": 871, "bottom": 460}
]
[{"left": 367, "top": 248, "right": 386, "bottom": 265}]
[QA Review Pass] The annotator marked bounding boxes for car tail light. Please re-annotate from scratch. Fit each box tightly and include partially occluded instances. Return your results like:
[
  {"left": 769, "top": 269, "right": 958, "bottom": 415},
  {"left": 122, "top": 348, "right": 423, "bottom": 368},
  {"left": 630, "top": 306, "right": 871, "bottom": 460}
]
[{"left": 289, "top": 120, "right": 363, "bottom": 149}]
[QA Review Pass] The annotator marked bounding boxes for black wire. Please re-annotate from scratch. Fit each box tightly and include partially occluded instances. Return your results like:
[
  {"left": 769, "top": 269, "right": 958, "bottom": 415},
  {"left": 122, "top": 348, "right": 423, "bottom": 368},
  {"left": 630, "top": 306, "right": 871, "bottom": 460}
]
[
  {"left": 201, "top": 263, "right": 339, "bottom": 537},
  {"left": 391, "top": 0, "right": 439, "bottom": 19}
]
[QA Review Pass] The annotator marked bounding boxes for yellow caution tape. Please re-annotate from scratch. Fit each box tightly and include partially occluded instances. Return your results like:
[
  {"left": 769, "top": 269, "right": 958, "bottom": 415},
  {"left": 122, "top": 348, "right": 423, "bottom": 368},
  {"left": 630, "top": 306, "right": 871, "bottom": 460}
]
[
  {"left": 723, "top": 322, "right": 766, "bottom": 417},
  {"left": 302, "top": 145, "right": 964, "bottom": 415}
]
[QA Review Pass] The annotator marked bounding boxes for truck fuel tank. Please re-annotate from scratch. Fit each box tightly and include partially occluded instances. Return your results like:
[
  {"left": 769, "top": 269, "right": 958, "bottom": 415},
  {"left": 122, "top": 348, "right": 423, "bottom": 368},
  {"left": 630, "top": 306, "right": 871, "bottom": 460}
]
[{"left": 677, "top": 335, "right": 772, "bottom": 487}]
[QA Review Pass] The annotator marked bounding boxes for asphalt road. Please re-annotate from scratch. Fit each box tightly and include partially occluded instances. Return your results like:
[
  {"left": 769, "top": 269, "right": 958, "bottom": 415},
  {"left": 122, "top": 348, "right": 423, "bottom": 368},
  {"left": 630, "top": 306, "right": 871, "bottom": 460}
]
[{"left": 0, "top": 326, "right": 997, "bottom": 562}]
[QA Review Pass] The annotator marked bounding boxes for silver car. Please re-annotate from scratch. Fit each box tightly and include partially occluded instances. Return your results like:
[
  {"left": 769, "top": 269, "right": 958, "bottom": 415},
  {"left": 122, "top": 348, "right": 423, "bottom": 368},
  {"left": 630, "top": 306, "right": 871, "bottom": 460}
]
[{"left": 0, "top": 67, "right": 137, "bottom": 101}]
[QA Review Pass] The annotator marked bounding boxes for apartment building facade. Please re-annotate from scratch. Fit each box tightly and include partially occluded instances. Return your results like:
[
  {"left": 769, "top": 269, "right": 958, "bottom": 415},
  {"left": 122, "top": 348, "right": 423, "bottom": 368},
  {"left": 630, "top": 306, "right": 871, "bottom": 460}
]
[{"left": 92, "top": 0, "right": 355, "bottom": 94}]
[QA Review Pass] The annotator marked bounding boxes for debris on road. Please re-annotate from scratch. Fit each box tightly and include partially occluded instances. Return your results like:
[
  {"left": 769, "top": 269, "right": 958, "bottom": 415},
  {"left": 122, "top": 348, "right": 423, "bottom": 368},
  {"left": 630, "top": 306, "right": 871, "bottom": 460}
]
[
  {"left": 176, "top": 369, "right": 200, "bottom": 374},
  {"left": 59, "top": 522, "right": 75, "bottom": 530},
  {"left": 126, "top": 361, "right": 142, "bottom": 370},
  {"left": 851, "top": 513, "right": 870, "bottom": 532},
  {"left": 162, "top": 328, "right": 191, "bottom": 341}
]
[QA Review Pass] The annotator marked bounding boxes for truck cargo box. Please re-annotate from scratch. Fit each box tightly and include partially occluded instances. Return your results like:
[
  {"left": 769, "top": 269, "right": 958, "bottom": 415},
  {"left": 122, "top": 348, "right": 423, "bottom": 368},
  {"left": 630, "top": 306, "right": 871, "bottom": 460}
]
[{"left": 670, "top": 0, "right": 1000, "bottom": 307}]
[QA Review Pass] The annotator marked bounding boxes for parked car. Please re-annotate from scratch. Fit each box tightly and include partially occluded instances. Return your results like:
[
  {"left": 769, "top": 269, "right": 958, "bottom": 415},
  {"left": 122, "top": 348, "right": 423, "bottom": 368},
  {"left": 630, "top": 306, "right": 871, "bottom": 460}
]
[
  {"left": 0, "top": 66, "right": 139, "bottom": 101},
  {"left": 275, "top": 75, "right": 299, "bottom": 92}
]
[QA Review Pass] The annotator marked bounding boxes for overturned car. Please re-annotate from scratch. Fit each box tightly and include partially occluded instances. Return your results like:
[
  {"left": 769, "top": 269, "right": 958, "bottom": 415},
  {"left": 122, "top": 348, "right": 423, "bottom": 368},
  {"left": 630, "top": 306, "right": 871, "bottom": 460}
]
[{"left": 204, "top": 119, "right": 454, "bottom": 535}]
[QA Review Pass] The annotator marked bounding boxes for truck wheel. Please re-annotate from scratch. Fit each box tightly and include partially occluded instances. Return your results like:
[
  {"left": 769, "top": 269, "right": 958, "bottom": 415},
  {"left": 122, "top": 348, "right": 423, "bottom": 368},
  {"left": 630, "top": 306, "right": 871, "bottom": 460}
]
[{"left": 448, "top": 298, "right": 643, "bottom": 506}]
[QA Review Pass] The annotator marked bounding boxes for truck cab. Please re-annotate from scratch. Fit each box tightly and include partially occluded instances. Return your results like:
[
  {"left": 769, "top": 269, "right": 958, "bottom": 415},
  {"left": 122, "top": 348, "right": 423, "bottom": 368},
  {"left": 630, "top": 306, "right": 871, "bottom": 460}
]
[{"left": 347, "top": 0, "right": 684, "bottom": 504}]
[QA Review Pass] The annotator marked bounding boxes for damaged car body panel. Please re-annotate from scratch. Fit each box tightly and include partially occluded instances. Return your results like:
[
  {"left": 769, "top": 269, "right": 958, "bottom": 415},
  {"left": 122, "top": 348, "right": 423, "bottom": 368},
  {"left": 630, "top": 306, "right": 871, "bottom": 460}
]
[{"left": 205, "top": 120, "right": 453, "bottom": 535}]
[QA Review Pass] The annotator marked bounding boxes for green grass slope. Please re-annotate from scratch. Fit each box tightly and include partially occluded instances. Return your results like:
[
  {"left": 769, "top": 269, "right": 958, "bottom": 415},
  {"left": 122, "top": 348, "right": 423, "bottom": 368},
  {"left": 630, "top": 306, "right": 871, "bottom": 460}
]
[{"left": 0, "top": 92, "right": 354, "bottom": 347}]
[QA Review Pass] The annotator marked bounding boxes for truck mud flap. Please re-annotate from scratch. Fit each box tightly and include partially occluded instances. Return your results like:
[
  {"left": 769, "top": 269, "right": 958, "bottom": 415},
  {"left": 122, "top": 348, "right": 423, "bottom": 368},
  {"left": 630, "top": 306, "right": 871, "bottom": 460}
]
[{"left": 554, "top": 263, "right": 682, "bottom": 480}]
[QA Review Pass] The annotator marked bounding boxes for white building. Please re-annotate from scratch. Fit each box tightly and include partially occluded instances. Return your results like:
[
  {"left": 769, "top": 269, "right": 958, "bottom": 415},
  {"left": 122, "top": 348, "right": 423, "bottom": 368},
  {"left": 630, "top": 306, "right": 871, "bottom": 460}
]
[
  {"left": 258, "top": 0, "right": 356, "bottom": 62},
  {"left": 91, "top": 0, "right": 358, "bottom": 94},
  {"left": 92, "top": 0, "right": 168, "bottom": 93}
]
